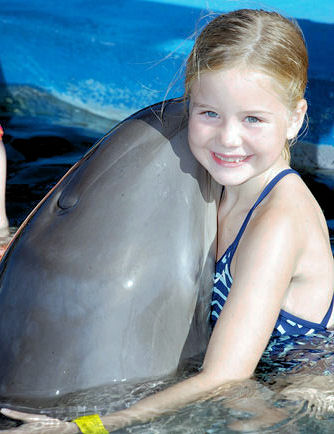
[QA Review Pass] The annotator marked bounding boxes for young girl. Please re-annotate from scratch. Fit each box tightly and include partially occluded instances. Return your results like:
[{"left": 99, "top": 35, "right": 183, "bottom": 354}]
[{"left": 2, "top": 8, "right": 334, "bottom": 433}]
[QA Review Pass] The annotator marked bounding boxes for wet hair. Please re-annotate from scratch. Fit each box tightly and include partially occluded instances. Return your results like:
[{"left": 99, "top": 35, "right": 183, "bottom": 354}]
[{"left": 185, "top": 9, "right": 308, "bottom": 162}]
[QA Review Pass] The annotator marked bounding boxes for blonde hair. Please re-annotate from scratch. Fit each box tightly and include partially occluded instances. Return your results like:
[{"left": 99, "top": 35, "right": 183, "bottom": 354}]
[{"left": 185, "top": 9, "right": 308, "bottom": 162}]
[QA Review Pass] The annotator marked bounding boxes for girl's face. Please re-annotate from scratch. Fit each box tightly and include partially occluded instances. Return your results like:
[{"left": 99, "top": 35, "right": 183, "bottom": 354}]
[{"left": 188, "top": 68, "right": 305, "bottom": 186}]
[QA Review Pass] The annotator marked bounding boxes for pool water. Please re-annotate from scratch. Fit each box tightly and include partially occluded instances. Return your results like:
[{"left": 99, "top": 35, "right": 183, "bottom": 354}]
[
  {"left": 2, "top": 339, "right": 334, "bottom": 433},
  {"left": 0, "top": 92, "right": 334, "bottom": 433}
]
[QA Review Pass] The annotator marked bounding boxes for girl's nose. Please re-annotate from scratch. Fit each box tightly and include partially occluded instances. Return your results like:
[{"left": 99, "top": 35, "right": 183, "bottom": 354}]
[{"left": 217, "top": 120, "right": 242, "bottom": 147}]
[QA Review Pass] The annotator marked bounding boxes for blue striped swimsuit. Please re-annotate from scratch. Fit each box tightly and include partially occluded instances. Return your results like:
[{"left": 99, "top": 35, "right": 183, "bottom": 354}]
[{"left": 211, "top": 169, "right": 334, "bottom": 337}]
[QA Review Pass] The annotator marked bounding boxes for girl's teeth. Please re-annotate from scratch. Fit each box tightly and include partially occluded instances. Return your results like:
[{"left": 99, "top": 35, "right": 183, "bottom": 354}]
[{"left": 215, "top": 154, "right": 246, "bottom": 163}]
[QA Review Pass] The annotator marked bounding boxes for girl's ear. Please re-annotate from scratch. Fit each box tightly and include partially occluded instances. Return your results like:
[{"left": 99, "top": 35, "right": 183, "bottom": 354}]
[{"left": 287, "top": 99, "right": 307, "bottom": 140}]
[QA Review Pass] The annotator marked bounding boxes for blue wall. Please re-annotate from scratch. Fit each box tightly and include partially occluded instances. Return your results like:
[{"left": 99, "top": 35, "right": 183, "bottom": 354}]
[{"left": 1, "top": 0, "right": 333, "bottom": 145}]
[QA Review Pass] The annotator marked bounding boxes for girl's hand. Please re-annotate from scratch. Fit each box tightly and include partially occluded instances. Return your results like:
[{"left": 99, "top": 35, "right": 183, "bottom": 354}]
[{"left": 0, "top": 409, "right": 78, "bottom": 433}]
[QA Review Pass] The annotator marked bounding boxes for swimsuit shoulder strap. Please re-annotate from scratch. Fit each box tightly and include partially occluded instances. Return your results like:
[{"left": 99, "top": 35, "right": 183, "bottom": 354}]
[{"left": 230, "top": 169, "right": 300, "bottom": 255}]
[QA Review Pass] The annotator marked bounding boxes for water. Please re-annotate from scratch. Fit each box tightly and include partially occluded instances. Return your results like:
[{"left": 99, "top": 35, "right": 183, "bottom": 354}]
[
  {"left": 0, "top": 85, "right": 116, "bottom": 228},
  {"left": 1, "top": 1, "right": 334, "bottom": 148},
  {"left": 0, "top": 89, "right": 334, "bottom": 432},
  {"left": 2, "top": 345, "right": 334, "bottom": 432}
]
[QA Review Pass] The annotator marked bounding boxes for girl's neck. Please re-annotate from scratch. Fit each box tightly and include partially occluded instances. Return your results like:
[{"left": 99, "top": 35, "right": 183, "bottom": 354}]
[{"left": 222, "top": 160, "right": 290, "bottom": 211}]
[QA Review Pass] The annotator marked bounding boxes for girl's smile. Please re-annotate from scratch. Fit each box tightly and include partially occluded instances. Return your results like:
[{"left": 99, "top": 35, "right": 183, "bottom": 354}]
[
  {"left": 211, "top": 152, "right": 252, "bottom": 167},
  {"left": 188, "top": 68, "right": 304, "bottom": 187}
]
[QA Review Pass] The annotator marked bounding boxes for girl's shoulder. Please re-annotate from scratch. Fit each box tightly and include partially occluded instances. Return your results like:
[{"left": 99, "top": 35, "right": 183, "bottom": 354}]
[
  {"left": 258, "top": 171, "right": 324, "bottom": 223},
  {"left": 243, "top": 172, "right": 325, "bottom": 254}
]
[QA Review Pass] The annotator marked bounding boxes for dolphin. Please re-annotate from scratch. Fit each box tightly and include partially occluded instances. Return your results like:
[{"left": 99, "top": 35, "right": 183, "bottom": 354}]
[{"left": 0, "top": 98, "right": 221, "bottom": 403}]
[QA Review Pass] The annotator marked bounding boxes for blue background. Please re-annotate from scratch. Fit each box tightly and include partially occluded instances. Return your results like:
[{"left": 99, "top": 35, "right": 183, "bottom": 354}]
[{"left": 1, "top": 0, "right": 333, "bottom": 145}]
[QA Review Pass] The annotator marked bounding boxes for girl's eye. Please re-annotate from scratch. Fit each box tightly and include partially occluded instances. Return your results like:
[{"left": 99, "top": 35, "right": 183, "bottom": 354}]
[
  {"left": 245, "top": 116, "right": 260, "bottom": 123},
  {"left": 204, "top": 111, "right": 218, "bottom": 118}
]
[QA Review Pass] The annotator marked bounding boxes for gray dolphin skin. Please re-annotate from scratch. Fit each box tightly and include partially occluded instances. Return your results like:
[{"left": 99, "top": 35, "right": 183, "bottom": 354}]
[{"left": 0, "top": 98, "right": 221, "bottom": 402}]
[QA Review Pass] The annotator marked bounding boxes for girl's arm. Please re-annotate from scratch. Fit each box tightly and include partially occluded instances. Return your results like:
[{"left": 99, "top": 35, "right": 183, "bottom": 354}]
[
  {"left": 0, "top": 126, "right": 9, "bottom": 235},
  {"left": 100, "top": 207, "right": 299, "bottom": 431},
  {"left": 1, "top": 208, "right": 298, "bottom": 432}
]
